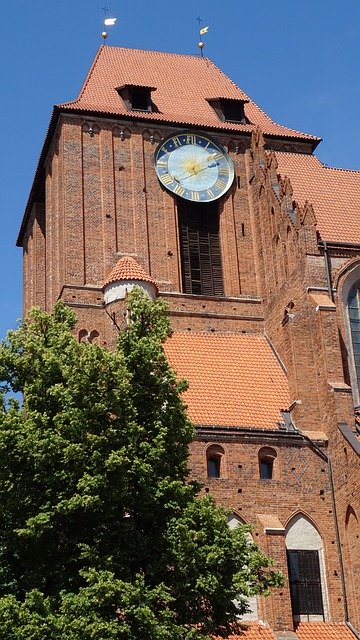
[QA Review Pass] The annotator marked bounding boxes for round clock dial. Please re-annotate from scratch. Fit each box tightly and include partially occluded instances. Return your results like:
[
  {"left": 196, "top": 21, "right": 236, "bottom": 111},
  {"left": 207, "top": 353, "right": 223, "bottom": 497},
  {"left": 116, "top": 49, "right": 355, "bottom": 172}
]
[{"left": 154, "top": 133, "right": 234, "bottom": 202}]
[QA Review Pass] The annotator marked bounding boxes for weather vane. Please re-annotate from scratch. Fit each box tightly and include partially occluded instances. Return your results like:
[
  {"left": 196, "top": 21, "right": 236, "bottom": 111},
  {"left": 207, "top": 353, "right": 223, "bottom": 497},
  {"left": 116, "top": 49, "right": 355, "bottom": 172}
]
[
  {"left": 101, "top": 6, "right": 117, "bottom": 42},
  {"left": 196, "top": 17, "right": 209, "bottom": 56}
]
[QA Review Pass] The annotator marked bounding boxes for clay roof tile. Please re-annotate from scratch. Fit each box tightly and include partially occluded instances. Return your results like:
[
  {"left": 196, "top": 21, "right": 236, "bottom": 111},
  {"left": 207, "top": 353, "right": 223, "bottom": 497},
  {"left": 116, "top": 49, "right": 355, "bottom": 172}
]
[
  {"left": 215, "top": 623, "right": 276, "bottom": 639},
  {"left": 275, "top": 152, "right": 360, "bottom": 244},
  {"left": 164, "top": 332, "right": 289, "bottom": 429},
  {"left": 296, "top": 622, "right": 356, "bottom": 640},
  {"left": 58, "top": 46, "right": 319, "bottom": 144},
  {"left": 104, "top": 256, "right": 158, "bottom": 290}
]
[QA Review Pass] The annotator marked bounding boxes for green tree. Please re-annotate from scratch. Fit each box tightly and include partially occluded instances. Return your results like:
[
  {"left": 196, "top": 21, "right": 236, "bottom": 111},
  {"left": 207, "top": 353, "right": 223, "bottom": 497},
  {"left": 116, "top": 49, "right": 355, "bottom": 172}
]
[{"left": 0, "top": 291, "right": 282, "bottom": 639}]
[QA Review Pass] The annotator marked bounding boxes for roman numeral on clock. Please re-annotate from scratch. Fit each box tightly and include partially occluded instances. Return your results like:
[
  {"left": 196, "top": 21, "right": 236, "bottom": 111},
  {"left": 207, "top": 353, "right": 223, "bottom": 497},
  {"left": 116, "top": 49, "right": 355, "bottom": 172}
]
[
  {"left": 161, "top": 173, "right": 173, "bottom": 186},
  {"left": 174, "top": 184, "right": 185, "bottom": 196}
]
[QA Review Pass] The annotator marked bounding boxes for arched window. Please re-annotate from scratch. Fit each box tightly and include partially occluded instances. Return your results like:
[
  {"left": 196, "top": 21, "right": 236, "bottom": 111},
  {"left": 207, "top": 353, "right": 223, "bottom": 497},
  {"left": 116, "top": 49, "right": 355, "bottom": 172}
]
[
  {"left": 341, "top": 264, "right": 360, "bottom": 405},
  {"left": 206, "top": 444, "right": 225, "bottom": 479},
  {"left": 258, "top": 447, "right": 276, "bottom": 480},
  {"left": 345, "top": 505, "right": 360, "bottom": 621},
  {"left": 285, "top": 514, "right": 328, "bottom": 622},
  {"left": 348, "top": 283, "right": 360, "bottom": 389},
  {"left": 78, "top": 329, "right": 100, "bottom": 344}
]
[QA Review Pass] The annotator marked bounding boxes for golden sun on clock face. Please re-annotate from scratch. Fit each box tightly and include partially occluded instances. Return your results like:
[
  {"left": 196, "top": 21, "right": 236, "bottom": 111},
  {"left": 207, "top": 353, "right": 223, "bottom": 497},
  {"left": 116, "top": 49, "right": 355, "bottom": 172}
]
[{"left": 154, "top": 132, "right": 234, "bottom": 202}]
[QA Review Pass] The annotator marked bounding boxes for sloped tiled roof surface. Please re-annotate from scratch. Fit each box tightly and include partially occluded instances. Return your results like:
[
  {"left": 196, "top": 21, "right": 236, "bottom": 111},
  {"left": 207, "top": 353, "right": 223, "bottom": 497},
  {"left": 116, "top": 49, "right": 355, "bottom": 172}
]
[
  {"left": 215, "top": 623, "right": 276, "bottom": 640},
  {"left": 59, "top": 46, "right": 318, "bottom": 141},
  {"left": 104, "top": 256, "right": 157, "bottom": 289},
  {"left": 275, "top": 152, "right": 360, "bottom": 244},
  {"left": 164, "top": 333, "right": 289, "bottom": 428},
  {"left": 296, "top": 622, "right": 356, "bottom": 640}
]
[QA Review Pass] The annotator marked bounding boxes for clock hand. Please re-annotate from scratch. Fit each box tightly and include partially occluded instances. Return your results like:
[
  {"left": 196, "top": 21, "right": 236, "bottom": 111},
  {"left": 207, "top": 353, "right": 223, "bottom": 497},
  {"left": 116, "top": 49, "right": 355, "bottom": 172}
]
[{"left": 173, "top": 159, "right": 220, "bottom": 183}]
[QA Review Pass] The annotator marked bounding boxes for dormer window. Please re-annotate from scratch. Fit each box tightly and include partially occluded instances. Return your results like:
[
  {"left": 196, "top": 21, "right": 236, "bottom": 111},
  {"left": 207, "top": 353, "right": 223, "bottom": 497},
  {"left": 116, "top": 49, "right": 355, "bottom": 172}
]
[
  {"left": 117, "top": 84, "right": 157, "bottom": 112},
  {"left": 207, "top": 98, "right": 249, "bottom": 124}
]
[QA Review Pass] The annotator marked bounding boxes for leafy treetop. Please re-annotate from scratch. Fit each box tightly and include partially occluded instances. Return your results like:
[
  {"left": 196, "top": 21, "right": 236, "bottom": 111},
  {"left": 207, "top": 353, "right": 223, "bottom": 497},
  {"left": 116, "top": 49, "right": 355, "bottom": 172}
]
[{"left": 0, "top": 290, "right": 282, "bottom": 640}]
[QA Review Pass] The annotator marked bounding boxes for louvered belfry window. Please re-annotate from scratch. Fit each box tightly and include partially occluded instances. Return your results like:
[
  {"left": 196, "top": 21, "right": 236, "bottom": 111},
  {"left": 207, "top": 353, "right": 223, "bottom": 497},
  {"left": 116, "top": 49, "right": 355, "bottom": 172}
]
[
  {"left": 287, "top": 550, "right": 324, "bottom": 617},
  {"left": 178, "top": 200, "right": 224, "bottom": 296}
]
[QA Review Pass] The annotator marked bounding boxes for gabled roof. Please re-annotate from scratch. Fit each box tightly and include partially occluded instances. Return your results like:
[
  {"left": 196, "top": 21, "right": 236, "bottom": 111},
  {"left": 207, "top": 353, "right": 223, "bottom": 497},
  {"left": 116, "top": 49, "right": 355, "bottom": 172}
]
[
  {"left": 59, "top": 46, "right": 319, "bottom": 143},
  {"left": 164, "top": 333, "right": 289, "bottom": 429},
  {"left": 296, "top": 622, "right": 357, "bottom": 640},
  {"left": 275, "top": 152, "right": 360, "bottom": 244},
  {"left": 104, "top": 256, "right": 158, "bottom": 290},
  {"left": 17, "top": 45, "right": 321, "bottom": 247}
]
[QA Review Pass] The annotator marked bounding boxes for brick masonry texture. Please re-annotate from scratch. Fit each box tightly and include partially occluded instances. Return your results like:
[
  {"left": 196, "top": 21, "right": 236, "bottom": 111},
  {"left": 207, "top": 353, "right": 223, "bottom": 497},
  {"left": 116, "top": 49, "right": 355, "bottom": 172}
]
[{"left": 19, "top": 47, "right": 360, "bottom": 638}]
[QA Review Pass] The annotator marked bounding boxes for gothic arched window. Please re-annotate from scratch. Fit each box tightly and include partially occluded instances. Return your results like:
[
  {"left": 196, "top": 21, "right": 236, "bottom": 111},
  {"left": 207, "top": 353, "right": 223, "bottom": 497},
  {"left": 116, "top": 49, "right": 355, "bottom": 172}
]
[
  {"left": 348, "top": 282, "right": 360, "bottom": 389},
  {"left": 285, "top": 514, "right": 328, "bottom": 622}
]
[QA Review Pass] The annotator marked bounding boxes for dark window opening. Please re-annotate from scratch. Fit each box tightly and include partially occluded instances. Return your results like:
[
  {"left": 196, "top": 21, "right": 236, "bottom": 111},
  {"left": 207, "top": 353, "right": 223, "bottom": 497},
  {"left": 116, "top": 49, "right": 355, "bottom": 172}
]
[
  {"left": 130, "top": 87, "right": 151, "bottom": 111},
  {"left": 117, "top": 84, "right": 156, "bottom": 112},
  {"left": 178, "top": 200, "right": 224, "bottom": 296},
  {"left": 287, "top": 550, "right": 324, "bottom": 617},
  {"left": 258, "top": 447, "right": 276, "bottom": 480},
  {"left": 260, "top": 459, "right": 273, "bottom": 480},
  {"left": 207, "top": 456, "right": 221, "bottom": 478},
  {"left": 207, "top": 98, "right": 250, "bottom": 124}
]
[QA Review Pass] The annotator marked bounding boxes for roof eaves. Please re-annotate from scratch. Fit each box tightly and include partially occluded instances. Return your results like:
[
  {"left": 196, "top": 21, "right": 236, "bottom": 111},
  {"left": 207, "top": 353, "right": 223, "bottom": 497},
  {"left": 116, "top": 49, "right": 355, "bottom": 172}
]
[
  {"left": 207, "top": 95, "right": 250, "bottom": 104},
  {"left": 16, "top": 105, "right": 61, "bottom": 247},
  {"left": 117, "top": 83, "right": 157, "bottom": 92},
  {"left": 52, "top": 103, "right": 320, "bottom": 144}
]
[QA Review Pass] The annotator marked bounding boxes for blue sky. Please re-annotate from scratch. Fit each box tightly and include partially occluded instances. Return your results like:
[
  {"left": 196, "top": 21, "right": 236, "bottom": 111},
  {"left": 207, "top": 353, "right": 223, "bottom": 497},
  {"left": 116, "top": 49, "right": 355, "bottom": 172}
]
[{"left": 1, "top": 1, "right": 359, "bottom": 340}]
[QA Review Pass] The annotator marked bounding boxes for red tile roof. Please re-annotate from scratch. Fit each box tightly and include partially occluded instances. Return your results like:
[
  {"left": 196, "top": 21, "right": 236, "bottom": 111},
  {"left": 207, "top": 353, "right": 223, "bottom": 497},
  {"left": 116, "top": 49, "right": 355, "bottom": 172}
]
[
  {"left": 215, "top": 623, "right": 276, "bottom": 639},
  {"left": 164, "top": 332, "right": 289, "bottom": 429},
  {"left": 104, "top": 256, "right": 158, "bottom": 289},
  {"left": 59, "top": 46, "right": 319, "bottom": 143},
  {"left": 296, "top": 622, "right": 356, "bottom": 640},
  {"left": 275, "top": 152, "right": 360, "bottom": 244}
]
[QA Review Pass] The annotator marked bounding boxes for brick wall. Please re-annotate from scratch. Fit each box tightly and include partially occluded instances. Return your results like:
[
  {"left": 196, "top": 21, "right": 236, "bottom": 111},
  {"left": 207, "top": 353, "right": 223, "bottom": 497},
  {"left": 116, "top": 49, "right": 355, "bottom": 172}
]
[{"left": 20, "top": 114, "right": 360, "bottom": 632}]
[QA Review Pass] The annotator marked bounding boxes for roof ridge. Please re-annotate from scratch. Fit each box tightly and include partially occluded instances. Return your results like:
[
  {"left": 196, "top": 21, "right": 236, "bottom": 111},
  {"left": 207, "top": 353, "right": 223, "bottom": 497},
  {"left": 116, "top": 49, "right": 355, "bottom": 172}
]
[
  {"left": 93, "top": 44, "right": 220, "bottom": 62},
  {"left": 168, "top": 331, "right": 265, "bottom": 338},
  {"left": 76, "top": 45, "right": 105, "bottom": 103}
]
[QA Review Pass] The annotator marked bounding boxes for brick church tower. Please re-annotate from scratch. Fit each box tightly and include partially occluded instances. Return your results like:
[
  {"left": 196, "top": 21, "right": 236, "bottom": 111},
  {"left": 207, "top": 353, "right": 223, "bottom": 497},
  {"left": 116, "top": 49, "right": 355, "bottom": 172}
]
[{"left": 17, "top": 46, "right": 360, "bottom": 640}]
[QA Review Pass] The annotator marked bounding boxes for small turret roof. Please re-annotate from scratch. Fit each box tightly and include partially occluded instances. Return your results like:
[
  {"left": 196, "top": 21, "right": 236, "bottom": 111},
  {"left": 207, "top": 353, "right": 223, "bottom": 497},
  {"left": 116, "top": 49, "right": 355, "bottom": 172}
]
[{"left": 104, "top": 256, "right": 158, "bottom": 291}]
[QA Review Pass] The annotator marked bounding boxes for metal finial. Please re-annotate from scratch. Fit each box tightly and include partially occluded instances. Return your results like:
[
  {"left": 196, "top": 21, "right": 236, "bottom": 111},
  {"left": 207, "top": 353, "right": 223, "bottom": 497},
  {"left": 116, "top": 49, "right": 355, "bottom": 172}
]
[
  {"left": 196, "top": 18, "right": 209, "bottom": 56},
  {"left": 101, "top": 7, "right": 117, "bottom": 42}
]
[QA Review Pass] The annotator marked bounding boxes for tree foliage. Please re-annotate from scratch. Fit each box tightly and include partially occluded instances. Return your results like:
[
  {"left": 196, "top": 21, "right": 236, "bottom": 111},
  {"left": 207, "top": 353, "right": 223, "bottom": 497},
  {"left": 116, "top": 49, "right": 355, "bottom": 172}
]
[{"left": 0, "top": 291, "right": 282, "bottom": 638}]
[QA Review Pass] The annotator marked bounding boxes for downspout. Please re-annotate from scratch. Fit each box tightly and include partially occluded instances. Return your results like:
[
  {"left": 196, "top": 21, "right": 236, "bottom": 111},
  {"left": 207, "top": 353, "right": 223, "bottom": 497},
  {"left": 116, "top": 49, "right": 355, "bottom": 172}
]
[
  {"left": 347, "top": 622, "right": 360, "bottom": 640},
  {"left": 322, "top": 240, "right": 334, "bottom": 302},
  {"left": 327, "top": 458, "right": 349, "bottom": 623}
]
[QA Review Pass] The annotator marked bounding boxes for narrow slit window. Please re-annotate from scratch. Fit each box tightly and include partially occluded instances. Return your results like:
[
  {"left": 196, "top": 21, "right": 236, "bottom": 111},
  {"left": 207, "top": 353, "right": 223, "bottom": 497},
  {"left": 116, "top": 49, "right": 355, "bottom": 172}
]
[
  {"left": 260, "top": 459, "right": 273, "bottom": 480},
  {"left": 258, "top": 447, "right": 276, "bottom": 480},
  {"left": 207, "top": 456, "right": 221, "bottom": 478}
]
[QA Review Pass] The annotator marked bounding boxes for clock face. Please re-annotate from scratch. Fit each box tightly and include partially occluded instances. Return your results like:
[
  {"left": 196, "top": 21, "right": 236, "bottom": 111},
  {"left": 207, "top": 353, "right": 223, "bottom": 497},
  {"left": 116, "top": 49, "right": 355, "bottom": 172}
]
[{"left": 154, "top": 133, "right": 234, "bottom": 202}]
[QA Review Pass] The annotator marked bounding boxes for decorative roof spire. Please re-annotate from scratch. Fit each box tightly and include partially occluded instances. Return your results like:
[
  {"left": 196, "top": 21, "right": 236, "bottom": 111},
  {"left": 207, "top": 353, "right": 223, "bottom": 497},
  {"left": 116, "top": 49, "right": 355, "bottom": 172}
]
[
  {"left": 101, "top": 6, "right": 117, "bottom": 42},
  {"left": 197, "top": 17, "right": 209, "bottom": 56}
]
